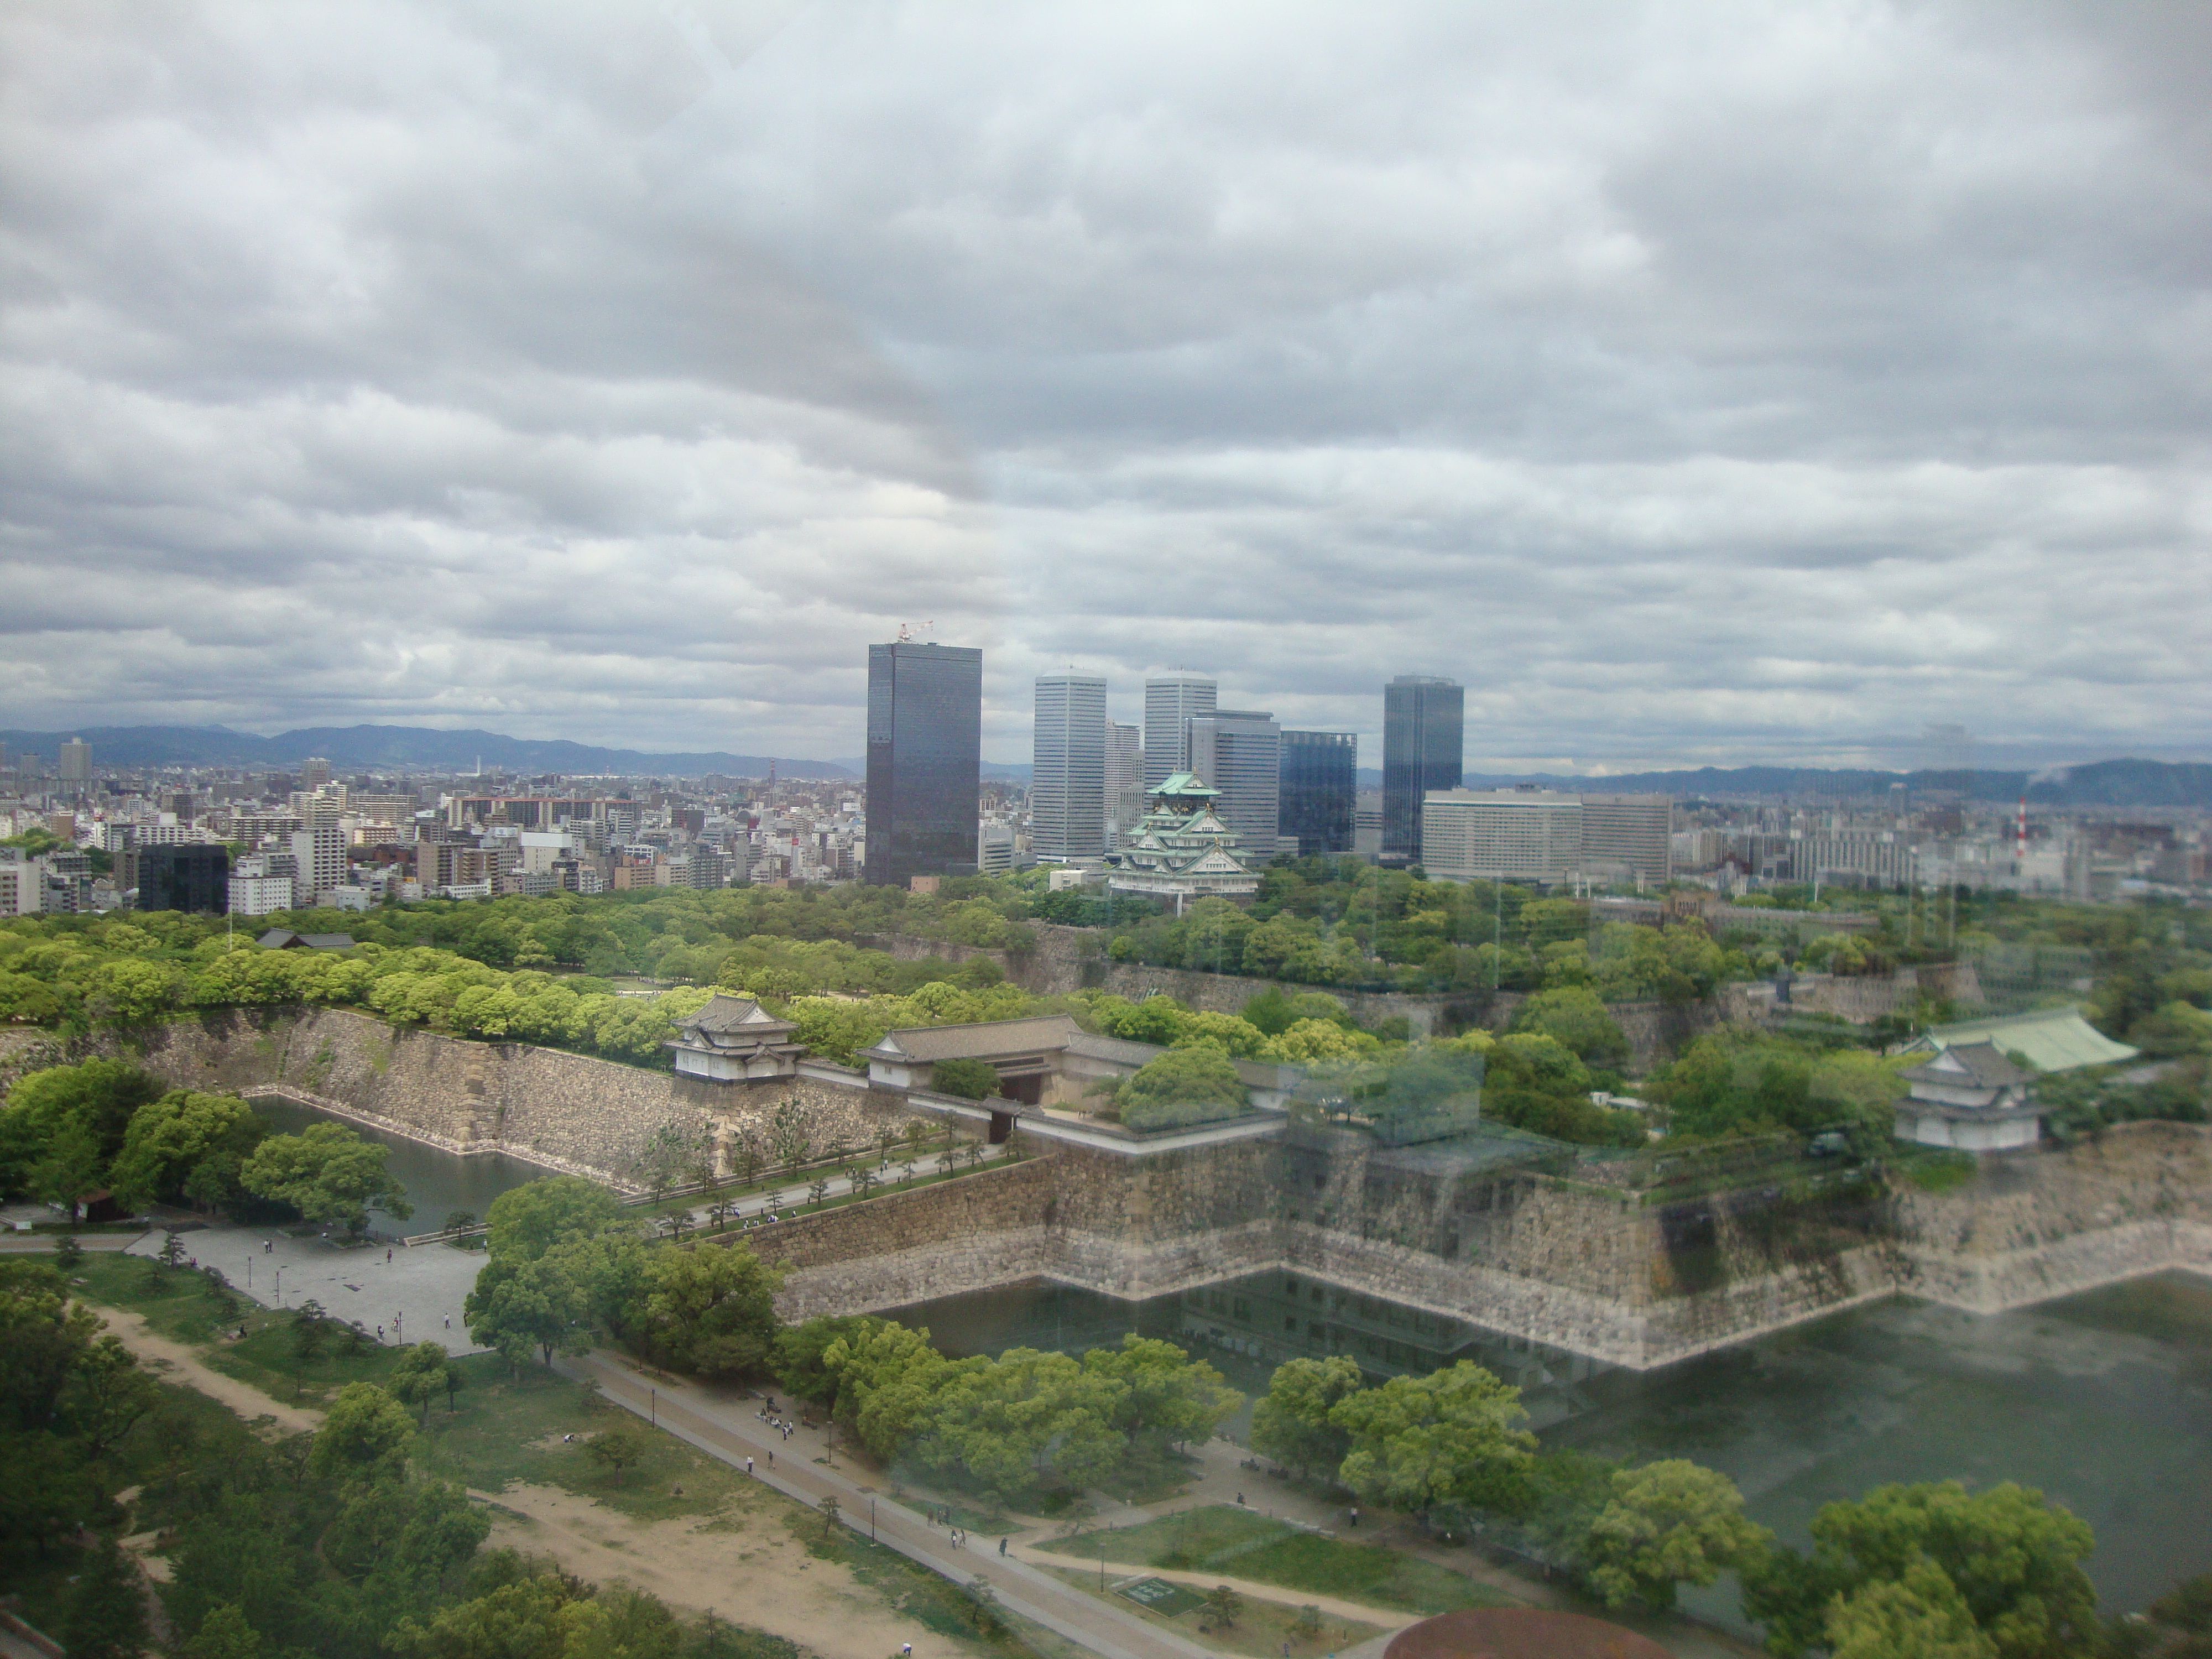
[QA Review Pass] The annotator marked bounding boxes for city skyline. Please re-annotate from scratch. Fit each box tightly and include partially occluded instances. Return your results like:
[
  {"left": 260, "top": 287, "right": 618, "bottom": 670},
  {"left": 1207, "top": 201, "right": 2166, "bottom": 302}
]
[{"left": 3, "top": 6, "right": 2206, "bottom": 775}]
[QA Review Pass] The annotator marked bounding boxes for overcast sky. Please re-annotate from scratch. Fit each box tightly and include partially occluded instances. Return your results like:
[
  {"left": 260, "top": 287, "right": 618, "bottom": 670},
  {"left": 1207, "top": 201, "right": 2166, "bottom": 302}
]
[{"left": 3, "top": 2, "right": 2207, "bottom": 772}]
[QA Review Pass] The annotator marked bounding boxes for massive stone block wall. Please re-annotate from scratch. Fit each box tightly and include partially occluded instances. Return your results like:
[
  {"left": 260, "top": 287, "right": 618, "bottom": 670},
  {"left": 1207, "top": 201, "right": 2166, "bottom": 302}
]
[
  {"left": 1888, "top": 1120, "right": 2212, "bottom": 1311},
  {"left": 747, "top": 1119, "right": 2212, "bottom": 1369},
  {"left": 97, "top": 1006, "right": 2211, "bottom": 1368},
  {"left": 124, "top": 1008, "right": 916, "bottom": 1191}
]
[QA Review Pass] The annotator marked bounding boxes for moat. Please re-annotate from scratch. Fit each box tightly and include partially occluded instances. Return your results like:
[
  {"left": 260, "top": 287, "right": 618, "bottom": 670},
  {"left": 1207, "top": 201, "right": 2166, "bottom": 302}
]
[{"left": 892, "top": 1269, "right": 2212, "bottom": 1615}]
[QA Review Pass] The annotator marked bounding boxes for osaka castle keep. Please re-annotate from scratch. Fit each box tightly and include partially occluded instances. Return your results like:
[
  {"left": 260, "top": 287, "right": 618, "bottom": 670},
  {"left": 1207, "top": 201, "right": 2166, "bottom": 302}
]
[{"left": 1102, "top": 771, "right": 1260, "bottom": 909}]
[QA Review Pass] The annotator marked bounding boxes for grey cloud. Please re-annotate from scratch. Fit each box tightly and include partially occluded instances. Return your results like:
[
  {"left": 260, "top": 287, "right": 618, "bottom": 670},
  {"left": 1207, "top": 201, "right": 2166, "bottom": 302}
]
[{"left": 0, "top": 1, "right": 2205, "bottom": 770}]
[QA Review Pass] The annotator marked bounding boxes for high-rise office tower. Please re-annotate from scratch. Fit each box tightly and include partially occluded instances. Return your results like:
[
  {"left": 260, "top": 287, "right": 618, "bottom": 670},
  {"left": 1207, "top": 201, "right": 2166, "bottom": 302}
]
[
  {"left": 1104, "top": 722, "right": 1144, "bottom": 847},
  {"left": 1031, "top": 674, "right": 1108, "bottom": 860},
  {"left": 299, "top": 756, "right": 333, "bottom": 790},
  {"left": 1382, "top": 675, "right": 1463, "bottom": 865},
  {"left": 1144, "top": 676, "right": 1217, "bottom": 788},
  {"left": 1279, "top": 731, "right": 1358, "bottom": 857},
  {"left": 59, "top": 738, "right": 90, "bottom": 793},
  {"left": 865, "top": 641, "right": 983, "bottom": 886},
  {"left": 1186, "top": 709, "right": 1282, "bottom": 857}
]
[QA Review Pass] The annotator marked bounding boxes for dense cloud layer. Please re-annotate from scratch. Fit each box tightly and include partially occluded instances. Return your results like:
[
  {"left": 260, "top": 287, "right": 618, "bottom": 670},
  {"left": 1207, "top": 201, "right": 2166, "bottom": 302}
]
[{"left": 2, "top": 1, "right": 2206, "bottom": 770}]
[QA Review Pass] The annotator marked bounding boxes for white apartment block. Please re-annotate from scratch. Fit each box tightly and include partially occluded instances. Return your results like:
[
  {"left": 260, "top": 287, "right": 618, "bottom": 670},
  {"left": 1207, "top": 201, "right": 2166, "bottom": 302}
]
[
  {"left": 228, "top": 874, "right": 296, "bottom": 916},
  {"left": 1420, "top": 790, "right": 1585, "bottom": 883}
]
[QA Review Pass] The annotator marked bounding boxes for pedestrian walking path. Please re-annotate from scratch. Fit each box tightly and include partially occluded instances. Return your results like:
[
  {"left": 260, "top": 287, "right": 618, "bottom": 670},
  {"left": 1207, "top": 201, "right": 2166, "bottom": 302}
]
[{"left": 567, "top": 1353, "right": 1218, "bottom": 1659}]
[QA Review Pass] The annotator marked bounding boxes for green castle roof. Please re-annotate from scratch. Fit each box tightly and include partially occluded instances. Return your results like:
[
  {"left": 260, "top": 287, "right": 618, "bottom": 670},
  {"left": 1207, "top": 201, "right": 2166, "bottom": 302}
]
[{"left": 1152, "top": 771, "right": 1219, "bottom": 798}]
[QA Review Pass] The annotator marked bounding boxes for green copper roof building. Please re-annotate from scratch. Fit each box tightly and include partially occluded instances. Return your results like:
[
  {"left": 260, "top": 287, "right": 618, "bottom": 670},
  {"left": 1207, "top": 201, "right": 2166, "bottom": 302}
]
[{"left": 1901, "top": 1005, "right": 2139, "bottom": 1073}]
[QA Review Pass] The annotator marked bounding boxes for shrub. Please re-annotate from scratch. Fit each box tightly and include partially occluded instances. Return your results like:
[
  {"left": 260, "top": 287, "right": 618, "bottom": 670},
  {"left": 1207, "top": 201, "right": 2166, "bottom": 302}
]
[
  {"left": 929, "top": 1058, "right": 1001, "bottom": 1100},
  {"left": 1115, "top": 1048, "right": 1249, "bottom": 1132}
]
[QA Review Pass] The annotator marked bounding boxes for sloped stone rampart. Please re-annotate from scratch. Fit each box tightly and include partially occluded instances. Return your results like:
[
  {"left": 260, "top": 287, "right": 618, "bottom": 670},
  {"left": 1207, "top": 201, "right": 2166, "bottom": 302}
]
[
  {"left": 96, "top": 1009, "right": 2212, "bottom": 1368},
  {"left": 743, "top": 1121, "right": 2212, "bottom": 1369},
  {"left": 121, "top": 1007, "right": 915, "bottom": 1190}
]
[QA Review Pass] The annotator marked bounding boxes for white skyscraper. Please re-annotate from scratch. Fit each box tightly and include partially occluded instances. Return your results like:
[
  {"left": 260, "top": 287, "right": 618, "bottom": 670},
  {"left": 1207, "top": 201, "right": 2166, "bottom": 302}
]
[
  {"left": 1105, "top": 722, "right": 1144, "bottom": 847},
  {"left": 1031, "top": 674, "right": 1109, "bottom": 860},
  {"left": 1143, "top": 676, "right": 1217, "bottom": 788}
]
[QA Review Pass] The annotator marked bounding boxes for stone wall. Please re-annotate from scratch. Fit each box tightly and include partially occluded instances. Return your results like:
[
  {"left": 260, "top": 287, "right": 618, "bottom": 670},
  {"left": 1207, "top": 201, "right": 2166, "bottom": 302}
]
[
  {"left": 1887, "top": 1121, "right": 2212, "bottom": 1311},
  {"left": 123, "top": 1008, "right": 916, "bottom": 1191},
  {"left": 86, "top": 1005, "right": 2212, "bottom": 1370},
  {"left": 741, "top": 1117, "right": 2212, "bottom": 1370},
  {"left": 1720, "top": 960, "right": 1988, "bottom": 1027}
]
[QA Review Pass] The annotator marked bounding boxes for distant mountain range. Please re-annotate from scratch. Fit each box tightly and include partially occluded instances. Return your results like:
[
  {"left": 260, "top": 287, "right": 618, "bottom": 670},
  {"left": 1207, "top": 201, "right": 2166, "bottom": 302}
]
[
  {"left": 1448, "top": 759, "right": 2212, "bottom": 808},
  {"left": 4, "top": 724, "right": 2206, "bottom": 806},
  {"left": 0, "top": 724, "right": 855, "bottom": 780}
]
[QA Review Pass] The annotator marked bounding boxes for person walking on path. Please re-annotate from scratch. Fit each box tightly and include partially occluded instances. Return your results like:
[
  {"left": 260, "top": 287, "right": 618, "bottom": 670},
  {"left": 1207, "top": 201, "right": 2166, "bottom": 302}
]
[
  {"left": 746, "top": 1457, "right": 754, "bottom": 1477},
  {"left": 998, "top": 1537, "right": 1008, "bottom": 1557}
]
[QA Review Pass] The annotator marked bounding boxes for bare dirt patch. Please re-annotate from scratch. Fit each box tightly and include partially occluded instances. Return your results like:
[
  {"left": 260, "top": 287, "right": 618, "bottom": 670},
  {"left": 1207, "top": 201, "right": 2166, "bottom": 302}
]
[
  {"left": 96, "top": 1307, "right": 323, "bottom": 1435},
  {"left": 480, "top": 1481, "right": 994, "bottom": 1659}
]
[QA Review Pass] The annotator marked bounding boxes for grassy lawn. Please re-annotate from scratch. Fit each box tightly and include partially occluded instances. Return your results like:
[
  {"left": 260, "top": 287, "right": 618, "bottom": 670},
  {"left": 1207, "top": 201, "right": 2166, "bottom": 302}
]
[
  {"left": 70, "top": 1252, "right": 409, "bottom": 1405},
  {"left": 1044, "top": 1505, "right": 1509, "bottom": 1616},
  {"left": 1034, "top": 1563, "right": 1386, "bottom": 1659}
]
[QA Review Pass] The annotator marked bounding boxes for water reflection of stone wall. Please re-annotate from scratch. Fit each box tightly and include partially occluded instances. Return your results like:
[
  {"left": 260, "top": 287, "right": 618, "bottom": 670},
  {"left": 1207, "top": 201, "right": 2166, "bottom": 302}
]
[{"left": 124, "top": 1007, "right": 914, "bottom": 1192}]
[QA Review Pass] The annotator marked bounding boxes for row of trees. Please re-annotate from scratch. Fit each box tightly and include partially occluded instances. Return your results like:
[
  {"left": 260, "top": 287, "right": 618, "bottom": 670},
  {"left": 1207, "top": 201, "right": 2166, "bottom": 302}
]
[
  {"left": 776, "top": 1319, "right": 1240, "bottom": 1511},
  {"left": 462, "top": 1177, "right": 1243, "bottom": 1511},
  {"left": 1246, "top": 1353, "right": 2145, "bottom": 1658},
  {"left": 1089, "top": 869, "right": 1752, "bottom": 999},
  {"left": 0, "top": 1060, "right": 409, "bottom": 1232}
]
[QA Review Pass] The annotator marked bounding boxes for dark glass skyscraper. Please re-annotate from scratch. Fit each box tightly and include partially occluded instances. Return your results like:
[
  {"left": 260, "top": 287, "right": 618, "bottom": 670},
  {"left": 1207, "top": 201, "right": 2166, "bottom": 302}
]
[
  {"left": 132, "top": 843, "right": 231, "bottom": 913},
  {"left": 865, "top": 641, "right": 982, "bottom": 886},
  {"left": 1381, "top": 674, "right": 1463, "bottom": 865},
  {"left": 1279, "top": 730, "right": 1357, "bottom": 856}
]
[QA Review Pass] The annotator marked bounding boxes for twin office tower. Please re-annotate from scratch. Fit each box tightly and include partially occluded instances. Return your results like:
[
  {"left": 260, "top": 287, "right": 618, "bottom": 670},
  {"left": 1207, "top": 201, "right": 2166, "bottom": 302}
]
[{"left": 1035, "top": 671, "right": 1464, "bottom": 867}]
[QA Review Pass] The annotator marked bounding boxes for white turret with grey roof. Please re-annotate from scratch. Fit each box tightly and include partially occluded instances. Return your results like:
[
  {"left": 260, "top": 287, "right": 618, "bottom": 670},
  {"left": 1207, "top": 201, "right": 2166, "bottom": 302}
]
[
  {"left": 1896, "top": 1042, "right": 2041, "bottom": 1152},
  {"left": 667, "top": 994, "right": 807, "bottom": 1083}
]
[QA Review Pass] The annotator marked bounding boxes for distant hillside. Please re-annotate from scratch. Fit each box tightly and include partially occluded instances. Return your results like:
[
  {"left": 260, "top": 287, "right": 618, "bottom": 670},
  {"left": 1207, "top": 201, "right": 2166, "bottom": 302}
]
[
  {"left": 1366, "top": 759, "right": 2212, "bottom": 806},
  {"left": 6, "top": 723, "right": 2205, "bottom": 805},
  {"left": 0, "top": 724, "right": 854, "bottom": 780}
]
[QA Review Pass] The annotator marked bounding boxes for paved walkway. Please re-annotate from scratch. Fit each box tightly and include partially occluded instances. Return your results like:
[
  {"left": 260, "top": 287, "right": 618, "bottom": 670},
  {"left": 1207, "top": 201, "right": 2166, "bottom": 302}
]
[
  {"left": 124, "top": 1219, "right": 487, "bottom": 1355},
  {"left": 568, "top": 1353, "right": 1220, "bottom": 1659}
]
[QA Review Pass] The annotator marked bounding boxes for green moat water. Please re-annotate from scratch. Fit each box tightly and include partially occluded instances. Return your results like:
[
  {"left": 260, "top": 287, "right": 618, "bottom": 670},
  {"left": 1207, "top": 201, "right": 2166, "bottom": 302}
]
[{"left": 891, "top": 1270, "right": 2212, "bottom": 1615}]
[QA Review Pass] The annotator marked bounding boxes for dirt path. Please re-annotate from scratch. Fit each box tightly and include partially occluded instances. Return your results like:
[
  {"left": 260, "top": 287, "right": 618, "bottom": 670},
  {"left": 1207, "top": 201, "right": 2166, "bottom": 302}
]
[
  {"left": 95, "top": 1308, "right": 324, "bottom": 1435},
  {"left": 479, "top": 1481, "right": 993, "bottom": 1659}
]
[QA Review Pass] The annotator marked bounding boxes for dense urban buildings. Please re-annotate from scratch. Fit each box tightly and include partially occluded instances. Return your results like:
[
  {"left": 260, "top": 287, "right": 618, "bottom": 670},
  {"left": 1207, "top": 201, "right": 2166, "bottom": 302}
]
[
  {"left": 1142, "top": 675, "right": 1217, "bottom": 789},
  {"left": 1279, "top": 729, "right": 1358, "bottom": 856},
  {"left": 1381, "top": 675, "right": 1463, "bottom": 865},
  {"left": 1030, "top": 674, "right": 1108, "bottom": 862},
  {"left": 864, "top": 639, "right": 983, "bottom": 886},
  {"left": 1186, "top": 708, "right": 1282, "bottom": 858}
]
